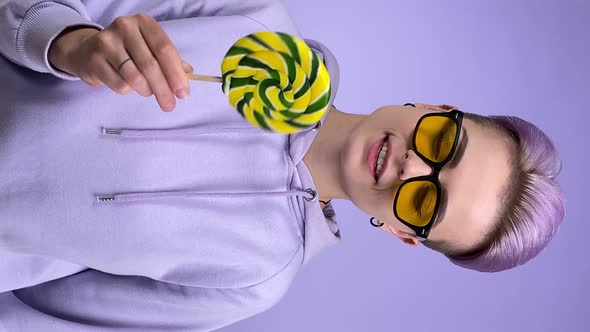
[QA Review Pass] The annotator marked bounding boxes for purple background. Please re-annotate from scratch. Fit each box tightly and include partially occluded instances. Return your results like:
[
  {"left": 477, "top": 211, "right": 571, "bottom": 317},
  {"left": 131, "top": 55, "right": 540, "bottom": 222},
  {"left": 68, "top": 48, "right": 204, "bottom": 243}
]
[{"left": 221, "top": 1, "right": 589, "bottom": 331}]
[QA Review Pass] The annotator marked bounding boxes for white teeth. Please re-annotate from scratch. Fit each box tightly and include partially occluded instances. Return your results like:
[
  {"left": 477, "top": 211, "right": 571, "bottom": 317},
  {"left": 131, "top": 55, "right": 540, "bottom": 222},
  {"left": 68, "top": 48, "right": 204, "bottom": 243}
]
[
  {"left": 374, "top": 141, "right": 388, "bottom": 177},
  {"left": 378, "top": 149, "right": 386, "bottom": 160}
]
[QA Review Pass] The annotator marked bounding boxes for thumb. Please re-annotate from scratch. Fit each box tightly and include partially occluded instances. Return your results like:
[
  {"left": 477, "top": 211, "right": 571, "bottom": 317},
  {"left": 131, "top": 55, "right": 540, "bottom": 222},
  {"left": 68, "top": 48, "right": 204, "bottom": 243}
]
[{"left": 181, "top": 60, "right": 194, "bottom": 74}]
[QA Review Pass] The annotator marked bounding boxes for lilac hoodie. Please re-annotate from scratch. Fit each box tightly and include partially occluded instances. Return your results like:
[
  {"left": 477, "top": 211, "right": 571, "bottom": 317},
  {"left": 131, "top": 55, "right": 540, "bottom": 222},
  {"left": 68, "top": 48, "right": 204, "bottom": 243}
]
[{"left": 0, "top": 0, "right": 341, "bottom": 330}]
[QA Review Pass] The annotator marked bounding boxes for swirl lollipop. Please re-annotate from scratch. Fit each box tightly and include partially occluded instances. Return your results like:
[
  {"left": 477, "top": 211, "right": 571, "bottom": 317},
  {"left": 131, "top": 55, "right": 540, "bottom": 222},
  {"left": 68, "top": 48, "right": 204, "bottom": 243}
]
[{"left": 189, "top": 32, "right": 331, "bottom": 134}]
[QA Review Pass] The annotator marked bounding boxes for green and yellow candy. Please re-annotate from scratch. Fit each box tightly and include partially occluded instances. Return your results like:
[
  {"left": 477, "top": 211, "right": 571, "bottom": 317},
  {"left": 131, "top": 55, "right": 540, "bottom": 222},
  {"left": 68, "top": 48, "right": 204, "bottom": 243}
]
[{"left": 219, "top": 31, "right": 331, "bottom": 134}]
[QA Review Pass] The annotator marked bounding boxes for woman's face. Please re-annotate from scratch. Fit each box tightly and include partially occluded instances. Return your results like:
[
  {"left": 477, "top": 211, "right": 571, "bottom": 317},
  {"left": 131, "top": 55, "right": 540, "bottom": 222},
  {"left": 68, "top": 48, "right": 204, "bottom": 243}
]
[{"left": 340, "top": 104, "right": 513, "bottom": 251}]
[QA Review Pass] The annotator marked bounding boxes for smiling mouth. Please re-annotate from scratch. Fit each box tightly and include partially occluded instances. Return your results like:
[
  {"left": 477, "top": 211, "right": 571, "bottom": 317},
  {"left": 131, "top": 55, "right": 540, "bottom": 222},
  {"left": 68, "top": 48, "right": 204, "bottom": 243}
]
[{"left": 368, "top": 135, "right": 390, "bottom": 183}]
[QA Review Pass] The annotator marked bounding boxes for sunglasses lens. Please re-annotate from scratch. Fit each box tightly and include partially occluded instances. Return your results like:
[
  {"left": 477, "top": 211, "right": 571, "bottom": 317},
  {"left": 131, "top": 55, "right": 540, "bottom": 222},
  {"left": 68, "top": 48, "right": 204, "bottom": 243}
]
[
  {"left": 415, "top": 116, "right": 458, "bottom": 163},
  {"left": 395, "top": 181, "right": 438, "bottom": 227}
]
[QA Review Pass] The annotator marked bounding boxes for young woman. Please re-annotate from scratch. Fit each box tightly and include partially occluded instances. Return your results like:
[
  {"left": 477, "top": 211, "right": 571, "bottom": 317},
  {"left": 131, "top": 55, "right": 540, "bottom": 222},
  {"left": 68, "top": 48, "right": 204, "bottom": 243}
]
[{"left": 0, "top": 0, "right": 565, "bottom": 331}]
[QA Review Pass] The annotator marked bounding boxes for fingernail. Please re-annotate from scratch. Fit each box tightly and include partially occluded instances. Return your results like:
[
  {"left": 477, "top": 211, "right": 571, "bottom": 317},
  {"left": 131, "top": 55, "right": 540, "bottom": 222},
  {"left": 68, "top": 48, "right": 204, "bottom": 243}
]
[{"left": 175, "top": 88, "right": 188, "bottom": 100}]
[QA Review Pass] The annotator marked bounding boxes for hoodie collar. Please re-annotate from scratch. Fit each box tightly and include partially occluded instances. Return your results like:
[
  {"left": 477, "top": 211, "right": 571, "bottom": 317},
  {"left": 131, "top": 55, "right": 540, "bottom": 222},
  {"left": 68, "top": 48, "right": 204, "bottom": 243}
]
[{"left": 290, "top": 38, "right": 342, "bottom": 265}]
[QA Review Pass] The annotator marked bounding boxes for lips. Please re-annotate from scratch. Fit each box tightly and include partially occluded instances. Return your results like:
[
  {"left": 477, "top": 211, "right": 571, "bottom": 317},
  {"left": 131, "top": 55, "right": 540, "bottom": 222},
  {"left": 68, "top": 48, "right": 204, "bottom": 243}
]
[{"left": 367, "top": 135, "right": 388, "bottom": 182}]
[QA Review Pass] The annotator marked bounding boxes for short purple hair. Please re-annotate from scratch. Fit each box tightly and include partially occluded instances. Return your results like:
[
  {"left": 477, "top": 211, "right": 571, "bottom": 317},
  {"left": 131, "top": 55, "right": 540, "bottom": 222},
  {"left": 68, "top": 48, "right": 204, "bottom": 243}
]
[{"left": 423, "top": 114, "right": 566, "bottom": 272}]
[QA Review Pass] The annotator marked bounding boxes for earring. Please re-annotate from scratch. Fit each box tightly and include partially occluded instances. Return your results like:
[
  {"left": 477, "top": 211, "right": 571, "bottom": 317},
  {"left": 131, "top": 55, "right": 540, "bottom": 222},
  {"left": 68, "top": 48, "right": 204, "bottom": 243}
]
[{"left": 370, "top": 217, "right": 384, "bottom": 227}]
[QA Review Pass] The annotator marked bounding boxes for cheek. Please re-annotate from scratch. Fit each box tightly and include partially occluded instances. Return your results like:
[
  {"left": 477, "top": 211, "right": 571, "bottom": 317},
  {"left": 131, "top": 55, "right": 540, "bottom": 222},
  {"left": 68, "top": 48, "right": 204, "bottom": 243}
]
[
  {"left": 373, "top": 113, "right": 416, "bottom": 141},
  {"left": 339, "top": 147, "right": 382, "bottom": 215},
  {"left": 390, "top": 134, "right": 410, "bottom": 155},
  {"left": 383, "top": 216, "right": 415, "bottom": 235},
  {"left": 339, "top": 147, "right": 368, "bottom": 200}
]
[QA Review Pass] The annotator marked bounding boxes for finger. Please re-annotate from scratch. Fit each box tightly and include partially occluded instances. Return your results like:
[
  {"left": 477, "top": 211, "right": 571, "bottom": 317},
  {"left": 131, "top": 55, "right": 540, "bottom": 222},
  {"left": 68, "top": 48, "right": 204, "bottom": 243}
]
[
  {"left": 81, "top": 76, "right": 103, "bottom": 88},
  {"left": 93, "top": 30, "right": 151, "bottom": 96},
  {"left": 139, "top": 14, "right": 189, "bottom": 100},
  {"left": 98, "top": 31, "right": 153, "bottom": 97},
  {"left": 125, "top": 25, "right": 176, "bottom": 111},
  {"left": 118, "top": 58, "right": 153, "bottom": 97},
  {"left": 95, "top": 57, "right": 133, "bottom": 95}
]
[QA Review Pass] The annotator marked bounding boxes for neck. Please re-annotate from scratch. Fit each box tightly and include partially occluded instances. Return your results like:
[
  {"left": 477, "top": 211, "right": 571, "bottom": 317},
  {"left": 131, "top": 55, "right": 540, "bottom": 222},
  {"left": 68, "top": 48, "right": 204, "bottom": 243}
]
[{"left": 303, "top": 106, "right": 365, "bottom": 203}]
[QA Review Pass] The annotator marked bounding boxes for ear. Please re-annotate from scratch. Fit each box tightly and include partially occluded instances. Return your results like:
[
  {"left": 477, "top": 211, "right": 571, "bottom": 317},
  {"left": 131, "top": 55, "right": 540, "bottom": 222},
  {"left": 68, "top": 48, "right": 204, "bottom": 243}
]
[
  {"left": 414, "top": 103, "right": 459, "bottom": 112},
  {"left": 380, "top": 223, "right": 420, "bottom": 247}
]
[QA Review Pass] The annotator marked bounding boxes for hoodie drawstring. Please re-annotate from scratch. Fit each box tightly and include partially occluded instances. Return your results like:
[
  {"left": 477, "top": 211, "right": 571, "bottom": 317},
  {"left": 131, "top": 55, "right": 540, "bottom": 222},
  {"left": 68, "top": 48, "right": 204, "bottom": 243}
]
[{"left": 97, "top": 123, "right": 320, "bottom": 204}]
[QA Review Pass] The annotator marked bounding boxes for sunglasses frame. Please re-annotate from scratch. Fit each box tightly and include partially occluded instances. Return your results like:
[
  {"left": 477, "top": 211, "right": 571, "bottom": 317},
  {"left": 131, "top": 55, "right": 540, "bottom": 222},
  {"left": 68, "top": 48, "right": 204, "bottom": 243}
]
[{"left": 392, "top": 109, "right": 464, "bottom": 241}]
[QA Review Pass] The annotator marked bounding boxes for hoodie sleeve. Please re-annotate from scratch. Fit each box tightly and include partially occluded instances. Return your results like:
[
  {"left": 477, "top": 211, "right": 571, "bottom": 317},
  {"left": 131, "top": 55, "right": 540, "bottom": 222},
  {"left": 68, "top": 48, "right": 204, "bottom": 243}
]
[
  {"left": 0, "top": 0, "right": 298, "bottom": 80},
  {"left": 0, "top": 0, "right": 103, "bottom": 80},
  {"left": 0, "top": 267, "right": 293, "bottom": 332}
]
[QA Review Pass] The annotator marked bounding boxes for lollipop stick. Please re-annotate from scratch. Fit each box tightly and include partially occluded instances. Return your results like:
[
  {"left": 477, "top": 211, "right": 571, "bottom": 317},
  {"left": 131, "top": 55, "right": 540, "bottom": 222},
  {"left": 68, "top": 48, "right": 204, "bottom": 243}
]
[{"left": 188, "top": 73, "right": 223, "bottom": 83}]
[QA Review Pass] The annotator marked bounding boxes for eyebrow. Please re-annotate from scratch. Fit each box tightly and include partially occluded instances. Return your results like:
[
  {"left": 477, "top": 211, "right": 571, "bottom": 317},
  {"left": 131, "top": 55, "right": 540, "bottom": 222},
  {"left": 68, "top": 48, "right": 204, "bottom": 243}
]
[
  {"left": 432, "top": 127, "right": 468, "bottom": 229},
  {"left": 449, "top": 127, "right": 468, "bottom": 169}
]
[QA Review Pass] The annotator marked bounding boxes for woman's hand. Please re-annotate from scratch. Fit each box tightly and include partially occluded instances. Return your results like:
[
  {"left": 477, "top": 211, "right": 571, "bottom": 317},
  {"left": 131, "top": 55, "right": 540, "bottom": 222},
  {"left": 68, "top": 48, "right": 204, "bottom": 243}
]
[{"left": 49, "top": 14, "right": 194, "bottom": 112}]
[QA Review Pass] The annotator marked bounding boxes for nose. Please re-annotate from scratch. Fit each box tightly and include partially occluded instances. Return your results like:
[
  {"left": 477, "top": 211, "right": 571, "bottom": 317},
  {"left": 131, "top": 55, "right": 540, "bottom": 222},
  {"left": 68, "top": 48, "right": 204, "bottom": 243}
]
[{"left": 399, "top": 150, "right": 433, "bottom": 180}]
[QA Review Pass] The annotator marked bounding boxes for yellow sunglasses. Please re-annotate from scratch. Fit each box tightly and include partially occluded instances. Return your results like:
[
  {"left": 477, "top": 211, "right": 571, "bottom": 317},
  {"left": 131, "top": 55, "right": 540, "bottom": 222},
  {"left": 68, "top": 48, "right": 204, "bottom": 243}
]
[{"left": 392, "top": 107, "right": 464, "bottom": 240}]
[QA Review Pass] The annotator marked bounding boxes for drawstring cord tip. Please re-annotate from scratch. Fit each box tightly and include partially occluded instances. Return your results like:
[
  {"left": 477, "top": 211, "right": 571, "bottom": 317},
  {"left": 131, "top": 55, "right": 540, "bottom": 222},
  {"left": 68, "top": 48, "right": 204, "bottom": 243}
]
[
  {"left": 96, "top": 195, "right": 115, "bottom": 202},
  {"left": 102, "top": 128, "right": 121, "bottom": 135}
]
